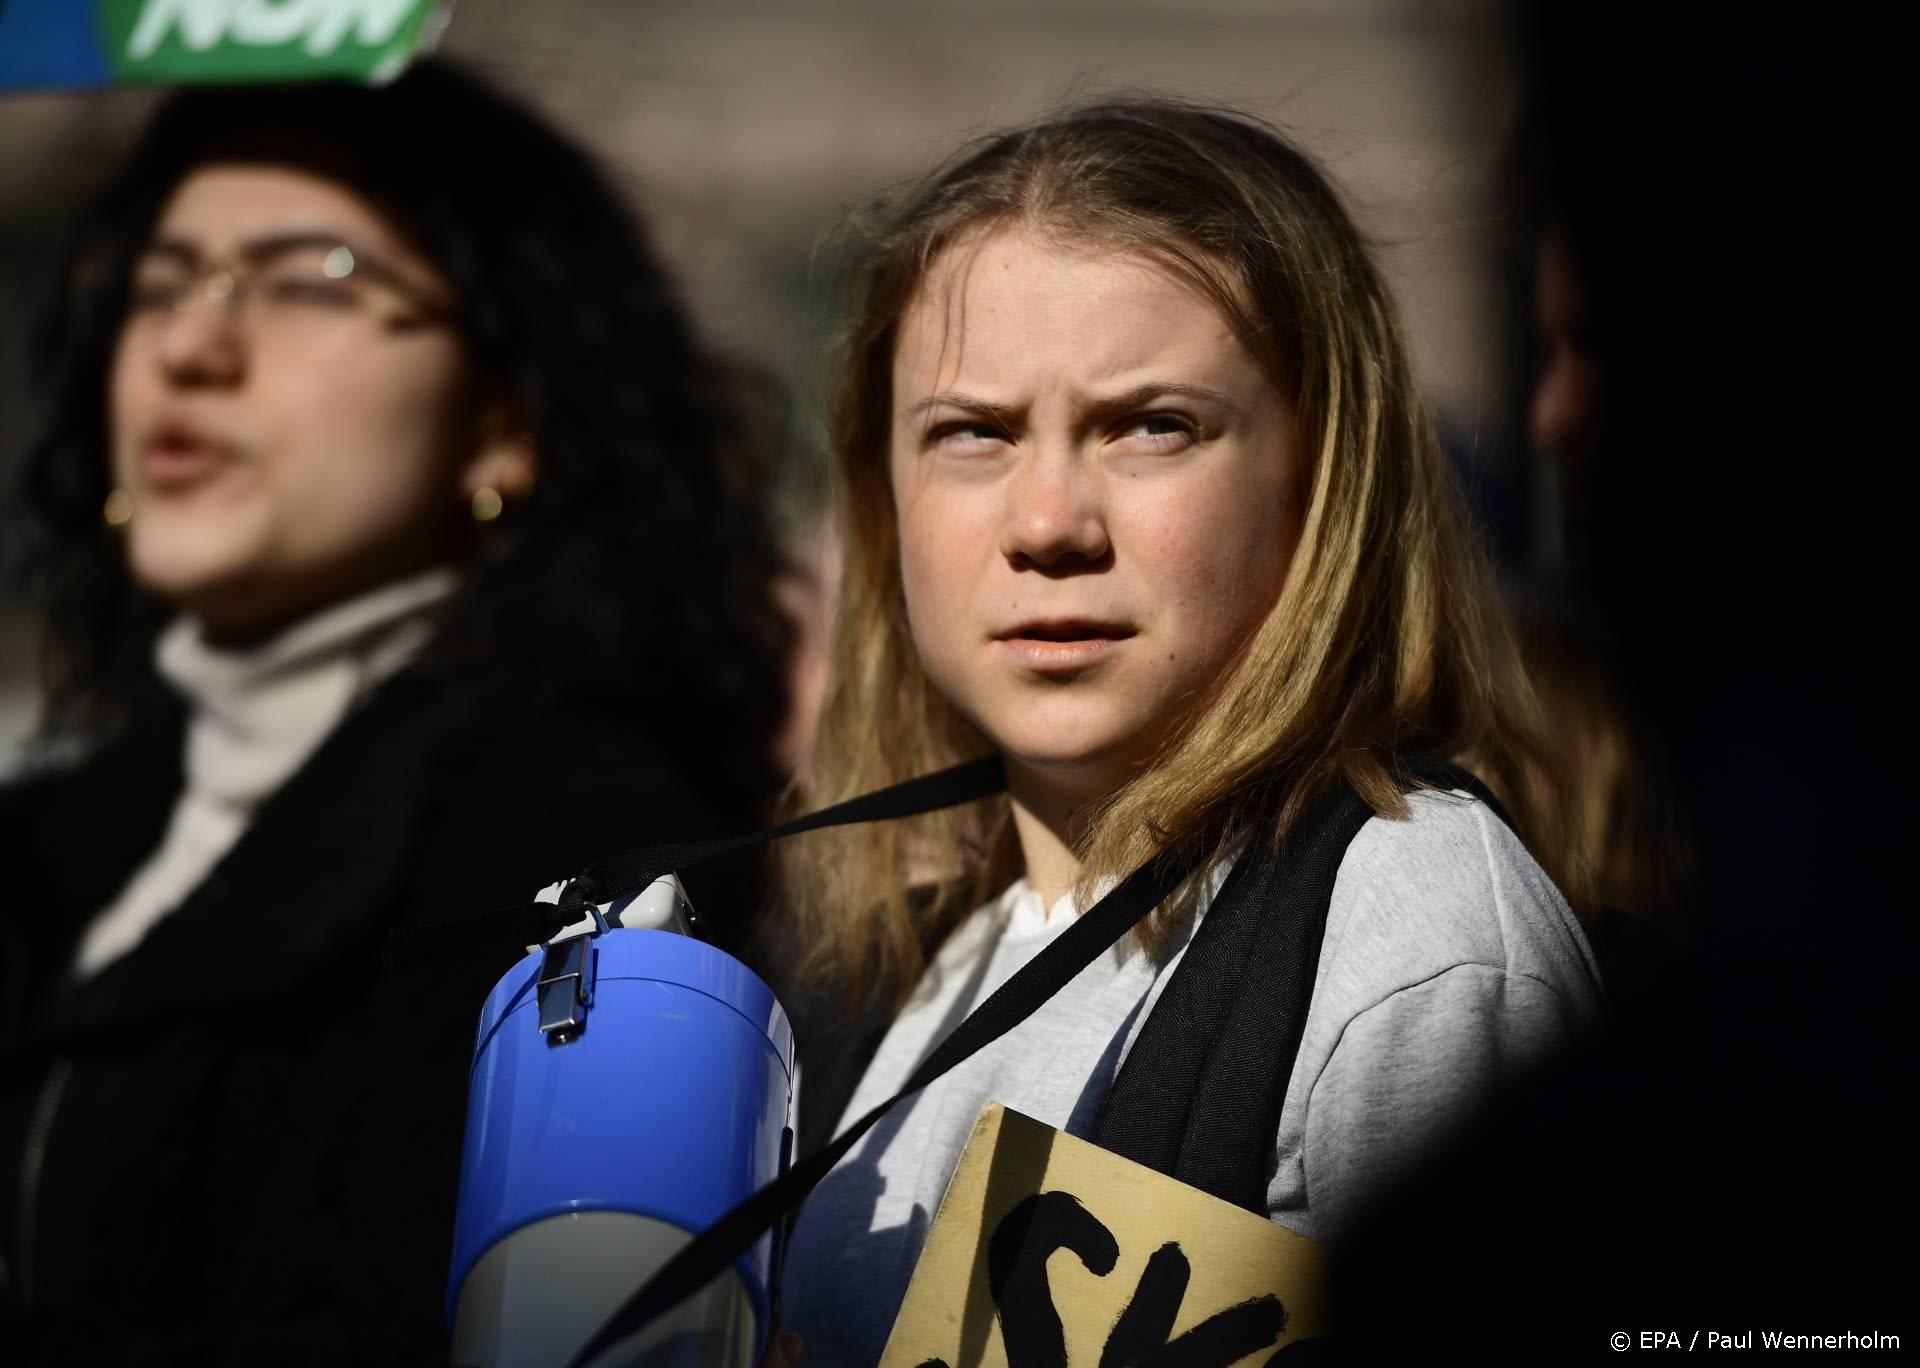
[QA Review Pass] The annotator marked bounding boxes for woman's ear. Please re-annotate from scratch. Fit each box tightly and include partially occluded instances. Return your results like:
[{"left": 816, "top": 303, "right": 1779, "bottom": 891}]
[{"left": 459, "top": 408, "right": 538, "bottom": 506}]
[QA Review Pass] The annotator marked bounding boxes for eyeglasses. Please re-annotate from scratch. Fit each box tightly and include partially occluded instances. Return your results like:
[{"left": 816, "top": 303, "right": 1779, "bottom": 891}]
[{"left": 124, "top": 233, "right": 456, "bottom": 340}]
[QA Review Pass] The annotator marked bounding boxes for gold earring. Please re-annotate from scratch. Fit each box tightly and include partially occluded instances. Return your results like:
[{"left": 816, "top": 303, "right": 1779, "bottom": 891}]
[
  {"left": 103, "top": 488, "right": 133, "bottom": 528},
  {"left": 470, "top": 486, "right": 504, "bottom": 523}
]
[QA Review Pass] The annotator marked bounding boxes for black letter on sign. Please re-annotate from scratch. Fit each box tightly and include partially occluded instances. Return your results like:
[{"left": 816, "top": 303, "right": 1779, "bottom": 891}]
[
  {"left": 987, "top": 1191, "right": 1121, "bottom": 1368},
  {"left": 1100, "top": 1241, "right": 1289, "bottom": 1368}
]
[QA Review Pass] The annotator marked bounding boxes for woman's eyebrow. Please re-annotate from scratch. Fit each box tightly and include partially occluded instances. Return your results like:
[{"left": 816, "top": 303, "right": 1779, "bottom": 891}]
[
  {"left": 233, "top": 230, "right": 363, "bottom": 263},
  {"left": 135, "top": 230, "right": 363, "bottom": 264},
  {"left": 135, "top": 230, "right": 431, "bottom": 301},
  {"left": 1088, "top": 382, "right": 1239, "bottom": 415},
  {"left": 134, "top": 237, "right": 198, "bottom": 263},
  {"left": 906, "top": 391, "right": 1022, "bottom": 423}
]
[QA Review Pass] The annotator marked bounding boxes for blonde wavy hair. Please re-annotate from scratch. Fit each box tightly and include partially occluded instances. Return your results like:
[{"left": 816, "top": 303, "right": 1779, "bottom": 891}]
[{"left": 780, "top": 100, "right": 1587, "bottom": 1013}]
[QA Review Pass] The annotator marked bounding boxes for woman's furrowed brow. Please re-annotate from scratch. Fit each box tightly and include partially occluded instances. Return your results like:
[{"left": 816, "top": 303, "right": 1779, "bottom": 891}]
[
  {"left": 906, "top": 391, "right": 1021, "bottom": 422},
  {"left": 908, "top": 382, "right": 1238, "bottom": 418},
  {"left": 1088, "top": 382, "right": 1240, "bottom": 415}
]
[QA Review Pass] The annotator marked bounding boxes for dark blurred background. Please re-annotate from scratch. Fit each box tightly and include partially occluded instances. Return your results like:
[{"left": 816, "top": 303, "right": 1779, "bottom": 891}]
[{"left": 0, "top": 0, "right": 1536, "bottom": 770}]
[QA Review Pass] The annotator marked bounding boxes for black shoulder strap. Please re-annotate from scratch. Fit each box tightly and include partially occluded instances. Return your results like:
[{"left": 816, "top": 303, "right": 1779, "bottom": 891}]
[
  {"left": 1093, "top": 761, "right": 1506, "bottom": 1213},
  {"left": 386, "top": 755, "right": 1011, "bottom": 969}
]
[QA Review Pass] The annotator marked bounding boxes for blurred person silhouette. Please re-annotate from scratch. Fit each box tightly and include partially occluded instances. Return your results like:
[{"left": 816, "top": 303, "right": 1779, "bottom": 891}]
[
  {"left": 0, "top": 61, "right": 791, "bottom": 1363},
  {"left": 1515, "top": 215, "right": 1690, "bottom": 1014},
  {"left": 1324, "top": 3, "right": 1908, "bottom": 1358},
  {"left": 1527, "top": 222, "right": 1599, "bottom": 513}
]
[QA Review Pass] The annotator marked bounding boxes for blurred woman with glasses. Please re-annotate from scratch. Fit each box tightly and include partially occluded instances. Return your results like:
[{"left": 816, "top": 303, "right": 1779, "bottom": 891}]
[{"left": 0, "top": 62, "right": 792, "bottom": 1362}]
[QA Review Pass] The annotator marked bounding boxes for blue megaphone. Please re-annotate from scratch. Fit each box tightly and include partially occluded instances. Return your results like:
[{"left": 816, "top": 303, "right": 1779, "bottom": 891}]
[{"left": 445, "top": 877, "right": 793, "bottom": 1367}]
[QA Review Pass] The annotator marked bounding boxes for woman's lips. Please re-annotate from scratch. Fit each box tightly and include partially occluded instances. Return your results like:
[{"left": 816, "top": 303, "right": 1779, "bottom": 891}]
[
  {"left": 994, "top": 622, "right": 1135, "bottom": 671},
  {"left": 139, "top": 425, "right": 230, "bottom": 489}
]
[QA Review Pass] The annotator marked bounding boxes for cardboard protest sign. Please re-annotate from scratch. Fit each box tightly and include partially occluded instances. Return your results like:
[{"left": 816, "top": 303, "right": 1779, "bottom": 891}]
[
  {"left": 0, "top": 0, "right": 449, "bottom": 92},
  {"left": 880, "top": 1104, "right": 1325, "bottom": 1368}
]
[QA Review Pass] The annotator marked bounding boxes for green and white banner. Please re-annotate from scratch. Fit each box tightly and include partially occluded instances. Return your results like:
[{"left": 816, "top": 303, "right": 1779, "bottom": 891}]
[{"left": 0, "top": 0, "right": 451, "bottom": 91}]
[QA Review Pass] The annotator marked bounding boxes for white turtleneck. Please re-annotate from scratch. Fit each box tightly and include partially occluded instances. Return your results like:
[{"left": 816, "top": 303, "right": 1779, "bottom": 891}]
[{"left": 71, "top": 568, "right": 459, "bottom": 980}]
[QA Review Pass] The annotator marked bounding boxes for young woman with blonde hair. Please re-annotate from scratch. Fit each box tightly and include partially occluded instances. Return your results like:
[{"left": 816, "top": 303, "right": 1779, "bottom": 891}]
[{"left": 774, "top": 100, "right": 1603, "bottom": 1359}]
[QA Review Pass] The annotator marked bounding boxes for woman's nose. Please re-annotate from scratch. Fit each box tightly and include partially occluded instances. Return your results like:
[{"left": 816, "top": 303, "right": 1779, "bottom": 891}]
[
  {"left": 999, "top": 447, "right": 1110, "bottom": 571},
  {"left": 154, "top": 287, "right": 247, "bottom": 386}
]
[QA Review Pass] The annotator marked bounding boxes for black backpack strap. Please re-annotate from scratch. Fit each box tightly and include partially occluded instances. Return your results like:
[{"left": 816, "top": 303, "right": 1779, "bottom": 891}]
[
  {"left": 1093, "top": 762, "right": 1512, "bottom": 1213},
  {"left": 1092, "top": 782, "right": 1376, "bottom": 1211}
]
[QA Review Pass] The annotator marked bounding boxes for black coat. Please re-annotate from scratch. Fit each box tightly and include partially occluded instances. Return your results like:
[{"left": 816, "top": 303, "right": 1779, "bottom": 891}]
[{"left": 0, "top": 668, "right": 742, "bottom": 1364}]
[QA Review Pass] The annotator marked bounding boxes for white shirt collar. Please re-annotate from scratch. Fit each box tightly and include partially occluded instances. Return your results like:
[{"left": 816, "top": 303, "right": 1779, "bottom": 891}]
[
  {"left": 993, "top": 840, "right": 1245, "bottom": 947},
  {"left": 157, "top": 567, "right": 458, "bottom": 810}
]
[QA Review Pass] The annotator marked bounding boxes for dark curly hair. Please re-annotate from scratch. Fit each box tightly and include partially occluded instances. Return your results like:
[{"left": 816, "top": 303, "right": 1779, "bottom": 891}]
[{"left": 9, "top": 60, "right": 793, "bottom": 826}]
